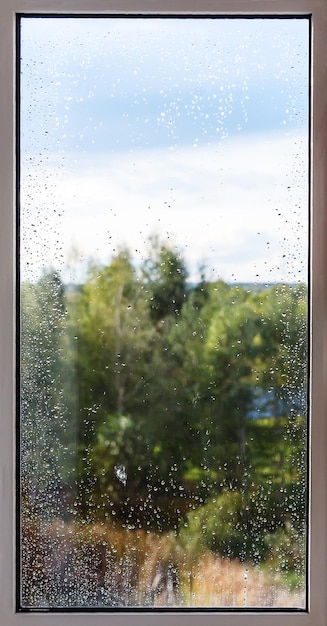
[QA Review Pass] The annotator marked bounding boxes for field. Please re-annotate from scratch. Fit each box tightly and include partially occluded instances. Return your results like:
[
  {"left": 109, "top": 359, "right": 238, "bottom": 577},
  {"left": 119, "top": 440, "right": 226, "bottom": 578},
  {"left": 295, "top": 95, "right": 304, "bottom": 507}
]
[{"left": 21, "top": 518, "right": 305, "bottom": 609}]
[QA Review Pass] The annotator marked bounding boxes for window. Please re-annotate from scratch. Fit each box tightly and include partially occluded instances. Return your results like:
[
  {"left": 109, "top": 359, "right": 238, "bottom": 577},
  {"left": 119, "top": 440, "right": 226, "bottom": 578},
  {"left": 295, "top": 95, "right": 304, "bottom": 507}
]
[
  {"left": 19, "top": 12, "right": 310, "bottom": 612},
  {"left": 1, "top": 1, "right": 327, "bottom": 625}
]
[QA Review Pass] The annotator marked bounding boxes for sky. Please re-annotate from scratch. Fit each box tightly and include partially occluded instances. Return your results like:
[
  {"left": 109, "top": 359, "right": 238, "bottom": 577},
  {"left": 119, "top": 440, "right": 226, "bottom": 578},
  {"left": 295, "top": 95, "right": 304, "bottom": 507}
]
[{"left": 20, "top": 16, "right": 309, "bottom": 284}]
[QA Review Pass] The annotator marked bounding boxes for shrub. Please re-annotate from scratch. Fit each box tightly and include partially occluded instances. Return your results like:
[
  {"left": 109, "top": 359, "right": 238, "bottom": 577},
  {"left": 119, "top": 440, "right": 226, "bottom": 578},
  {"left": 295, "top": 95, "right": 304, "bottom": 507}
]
[
  {"left": 181, "top": 488, "right": 304, "bottom": 569},
  {"left": 181, "top": 490, "right": 265, "bottom": 562},
  {"left": 264, "top": 522, "right": 305, "bottom": 586}
]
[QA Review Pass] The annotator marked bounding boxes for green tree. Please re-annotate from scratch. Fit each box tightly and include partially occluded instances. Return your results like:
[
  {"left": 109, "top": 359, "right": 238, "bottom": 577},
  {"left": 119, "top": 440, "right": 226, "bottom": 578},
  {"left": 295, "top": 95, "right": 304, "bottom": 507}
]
[
  {"left": 143, "top": 237, "right": 188, "bottom": 323},
  {"left": 70, "top": 251, "right": 156, "bottom": 517},
  {"left": 21, "top": 270, "right": 75, "bottom": 517}
]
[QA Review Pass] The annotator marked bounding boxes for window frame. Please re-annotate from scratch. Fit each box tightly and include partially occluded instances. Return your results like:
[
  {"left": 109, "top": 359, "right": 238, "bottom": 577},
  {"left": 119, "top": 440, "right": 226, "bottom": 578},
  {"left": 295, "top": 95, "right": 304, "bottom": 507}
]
[{"left": 1, "top": 0, "right": 327, "bottom": 624}]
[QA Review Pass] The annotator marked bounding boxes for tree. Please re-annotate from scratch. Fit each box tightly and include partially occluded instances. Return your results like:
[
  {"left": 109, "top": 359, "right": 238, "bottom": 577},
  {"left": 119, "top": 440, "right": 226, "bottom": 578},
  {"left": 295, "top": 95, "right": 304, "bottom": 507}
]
[
  {"left": 70, "top": 250, "right": 156, "bottom": 517},
  {"left": 142, "top": 237, "right": 189, "bottom": 323},
  {"left": 21, "top": 270, "right": 75, "bottom": 518}
]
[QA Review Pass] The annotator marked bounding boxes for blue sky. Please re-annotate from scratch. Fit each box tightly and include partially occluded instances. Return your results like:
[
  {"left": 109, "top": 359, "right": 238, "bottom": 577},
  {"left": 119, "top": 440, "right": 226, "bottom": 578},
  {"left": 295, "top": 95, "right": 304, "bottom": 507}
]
[{"left": 20, "top": 16, "right": 309, "bottom": 283}]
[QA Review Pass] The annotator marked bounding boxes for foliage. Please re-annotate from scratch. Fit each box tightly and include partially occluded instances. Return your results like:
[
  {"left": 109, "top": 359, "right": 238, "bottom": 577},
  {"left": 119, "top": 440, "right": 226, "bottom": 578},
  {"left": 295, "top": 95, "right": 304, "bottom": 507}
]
[
  {"left": 21, "top": 270, "right": 76, "bottom": 498},
  {"left": 142, "top": 236, "right": 189, "bottom": 322},
  {"left": 20, "top": 238, "right": 308, "bottom": 578},
  {"left": 181, "top": 479, "right": 305, "bottom": 569}
]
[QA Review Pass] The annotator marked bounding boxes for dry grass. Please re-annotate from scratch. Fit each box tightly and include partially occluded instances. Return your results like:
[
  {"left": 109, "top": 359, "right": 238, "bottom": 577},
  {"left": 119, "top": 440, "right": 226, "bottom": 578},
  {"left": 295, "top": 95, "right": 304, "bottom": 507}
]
[
  {"left": 21, "top": 517, "right": 305, "bottom": 609},
  {"left": 182, "top": 552, "right": 304, "bottom": 608}
]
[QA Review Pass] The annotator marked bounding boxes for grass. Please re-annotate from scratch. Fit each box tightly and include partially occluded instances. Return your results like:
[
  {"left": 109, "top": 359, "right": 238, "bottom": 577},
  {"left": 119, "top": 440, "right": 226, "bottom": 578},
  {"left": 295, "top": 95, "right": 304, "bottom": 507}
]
[{"left": 21, "top": 516, "right": 305, "bottom": 609}]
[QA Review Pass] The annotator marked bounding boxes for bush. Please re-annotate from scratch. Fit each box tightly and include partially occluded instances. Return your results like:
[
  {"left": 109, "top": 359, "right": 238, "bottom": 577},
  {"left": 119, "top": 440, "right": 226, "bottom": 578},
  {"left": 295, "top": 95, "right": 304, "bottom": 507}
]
[
  {"left": 181, "top": 488, "right": 305, "bottom": 569},
  {"left": 181, "top": 490, "right": 266, "bottom": 563},
  {"left": 264, "top": 522, "right": 305, "bottom": 585}
]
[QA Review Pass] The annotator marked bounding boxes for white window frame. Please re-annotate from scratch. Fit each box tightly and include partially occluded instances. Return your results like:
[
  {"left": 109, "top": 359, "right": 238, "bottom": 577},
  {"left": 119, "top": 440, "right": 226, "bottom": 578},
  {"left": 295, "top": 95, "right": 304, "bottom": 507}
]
[{"left": 1, "top": 0, "right": 327, "bottom": 624}]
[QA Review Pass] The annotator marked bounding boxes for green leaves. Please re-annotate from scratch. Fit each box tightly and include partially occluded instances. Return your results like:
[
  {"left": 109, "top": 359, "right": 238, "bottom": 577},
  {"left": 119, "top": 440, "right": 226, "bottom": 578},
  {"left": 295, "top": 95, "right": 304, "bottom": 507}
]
[
  {"left": 142, "top": 237, "right": 188, "bottom": 323},
  {"left": 21, "top": 239, "right": 307, "bottom": 571}
]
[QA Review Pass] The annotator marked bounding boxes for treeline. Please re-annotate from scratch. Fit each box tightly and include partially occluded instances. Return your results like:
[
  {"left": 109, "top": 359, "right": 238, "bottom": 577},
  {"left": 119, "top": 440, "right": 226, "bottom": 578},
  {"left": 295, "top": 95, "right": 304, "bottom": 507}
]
[{"left": 21, "top": 238, "right": 307, "bottom": 572}]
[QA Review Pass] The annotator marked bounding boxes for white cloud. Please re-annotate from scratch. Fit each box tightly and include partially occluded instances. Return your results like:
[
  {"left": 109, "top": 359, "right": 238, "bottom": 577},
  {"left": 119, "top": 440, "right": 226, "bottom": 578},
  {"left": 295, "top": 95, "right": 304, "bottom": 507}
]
[{"left": 21, "top": 129, "right": 308, "bottom": 284}]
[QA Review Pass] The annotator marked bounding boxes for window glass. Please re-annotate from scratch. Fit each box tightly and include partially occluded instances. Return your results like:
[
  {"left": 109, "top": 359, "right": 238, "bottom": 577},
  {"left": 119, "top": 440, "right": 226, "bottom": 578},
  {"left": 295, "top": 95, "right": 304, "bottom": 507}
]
[{"left": 19, "top": 16, "right": 309, "bottom": 610}]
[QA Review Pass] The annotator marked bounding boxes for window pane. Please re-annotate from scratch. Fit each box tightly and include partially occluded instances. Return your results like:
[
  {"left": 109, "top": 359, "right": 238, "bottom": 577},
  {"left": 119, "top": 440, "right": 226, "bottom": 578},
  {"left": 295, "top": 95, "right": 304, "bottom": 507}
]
[{"left": 19, "top": 16, "right": 309, "bottom": 610}]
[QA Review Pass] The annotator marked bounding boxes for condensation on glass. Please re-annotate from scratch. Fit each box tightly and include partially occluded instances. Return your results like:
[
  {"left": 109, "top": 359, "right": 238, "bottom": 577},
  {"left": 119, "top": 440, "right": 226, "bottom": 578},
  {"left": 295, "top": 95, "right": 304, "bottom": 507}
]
[{"left": 19, "top": 16, "right": 309, "bottom": 610}]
